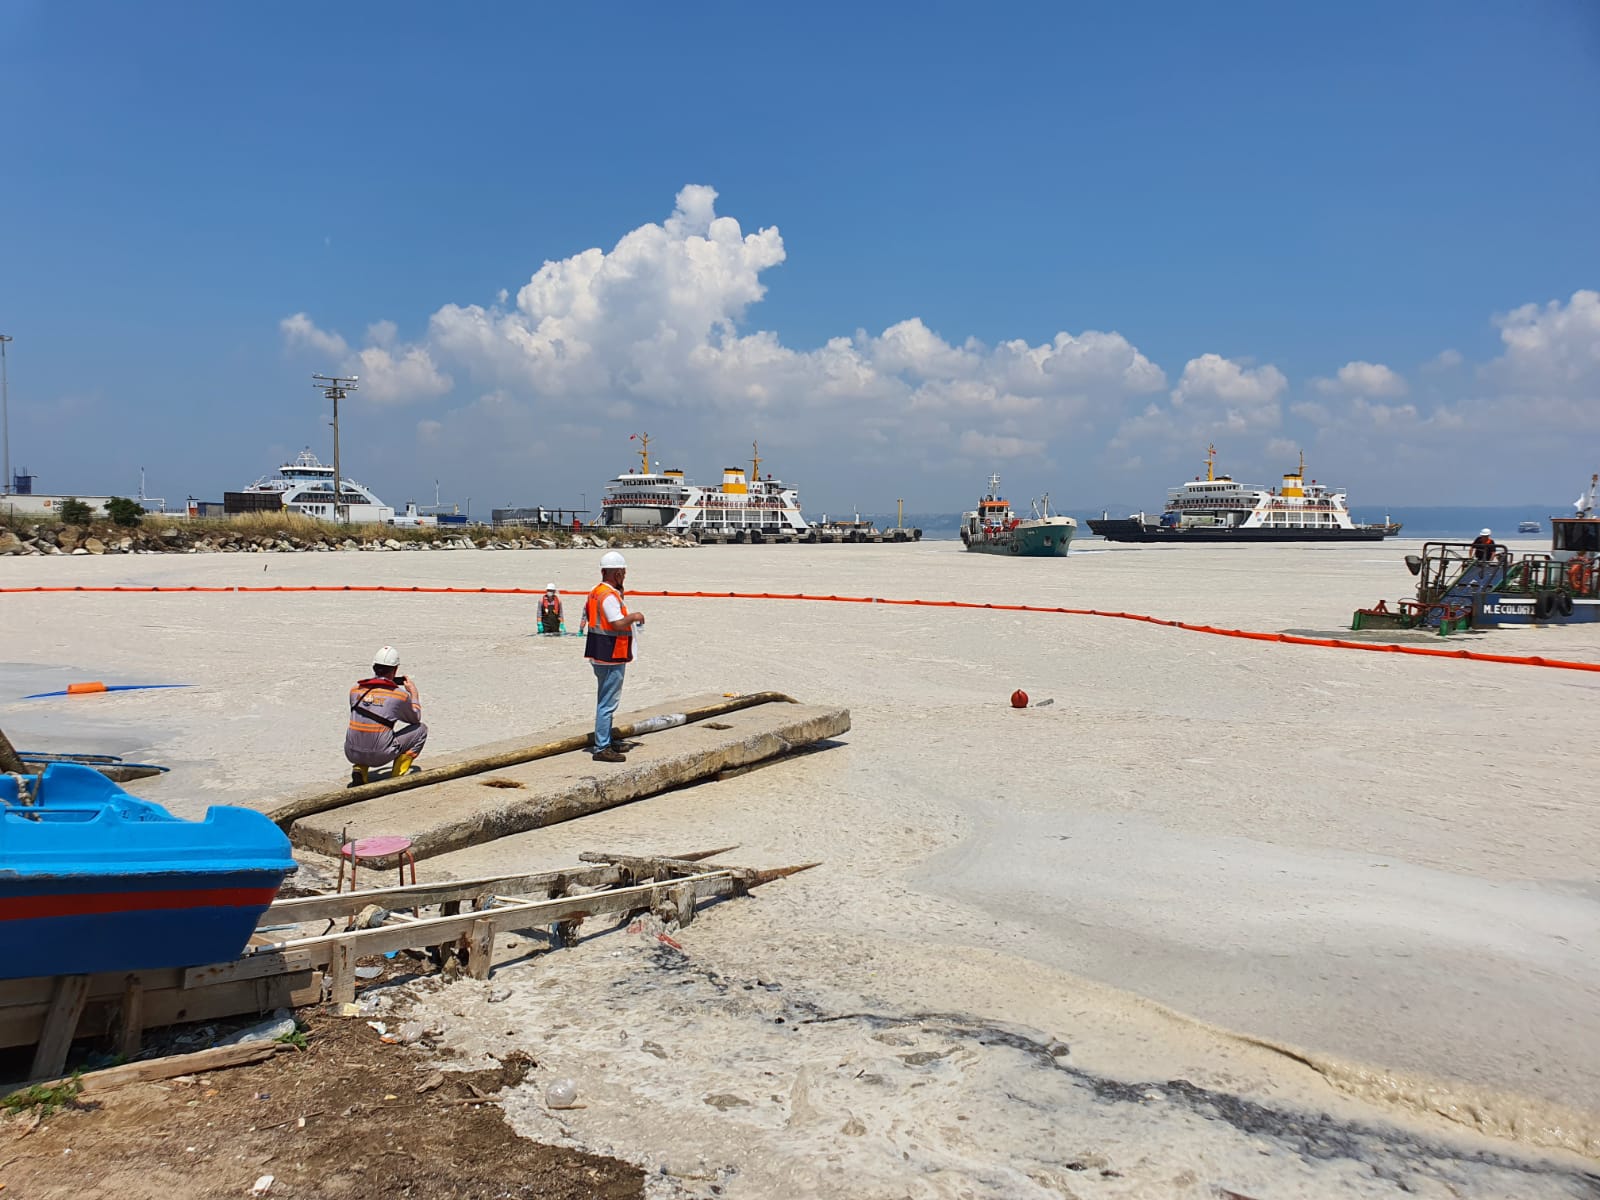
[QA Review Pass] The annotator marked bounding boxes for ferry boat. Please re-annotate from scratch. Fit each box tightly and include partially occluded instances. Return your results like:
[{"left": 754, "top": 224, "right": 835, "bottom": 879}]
[
  {"left": 1353, "top": 473, "right": 1599, "bottom": 631},
  {"left": 597, "top": 436, "right": 809, "bottom": 539},
  {"left": 960, "top": 475, "right": 1076, "bottom": 557},
  {"left": 1088, "top": 448, "right": 1400, "bottom": 543},
  {"left": 1518, "top": 520, "right": 1542, "bottom": 534},
  {"left": 223, "top": 449, "right": 395, "bottom": 523}
]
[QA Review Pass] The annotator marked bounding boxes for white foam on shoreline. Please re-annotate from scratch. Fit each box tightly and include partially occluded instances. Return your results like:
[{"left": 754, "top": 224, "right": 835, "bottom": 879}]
[{"left": 4, "top": 540, "right": 1598, "bottom": 1189}]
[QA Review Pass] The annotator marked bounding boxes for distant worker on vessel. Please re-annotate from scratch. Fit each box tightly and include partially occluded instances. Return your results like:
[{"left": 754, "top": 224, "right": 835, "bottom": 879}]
[
  {"left": 585, "top": 551, "right": 646, "bottom": 763},
  {"left": 345, "top": 646, "right": 427, "bottom": 787},
  {"left": 538, "top": 583, "right": 564, "bottom": 634},
  {"left": 1470, "top": 528, "right": 1498, "bottom": 561}
]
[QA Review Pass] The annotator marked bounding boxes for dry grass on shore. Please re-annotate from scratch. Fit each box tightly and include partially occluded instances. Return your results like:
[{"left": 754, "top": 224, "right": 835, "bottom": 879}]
[{"left": 172, "top": 511, "right": 452, "bottom": 542}]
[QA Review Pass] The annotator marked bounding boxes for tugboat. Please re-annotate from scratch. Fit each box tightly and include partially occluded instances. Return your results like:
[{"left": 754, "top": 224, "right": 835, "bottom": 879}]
[
  {"left": 1088, "top": 447, "right": 1400, "bottom": 542},
  {"left": 1352, "top": 473, "right": 1600, "bottom": 631},
  {"left": 960, "top": 475, "right": 1076, "bottom": 557}
]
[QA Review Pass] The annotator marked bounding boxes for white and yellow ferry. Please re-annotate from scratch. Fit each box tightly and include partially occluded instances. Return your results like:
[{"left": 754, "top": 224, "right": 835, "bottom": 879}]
[
  {"left": 1089, "top": 447, "right": 1401, "bottom": 542},
  {"left": 597, "top": 436, "right": 809, "bottom": 538}
]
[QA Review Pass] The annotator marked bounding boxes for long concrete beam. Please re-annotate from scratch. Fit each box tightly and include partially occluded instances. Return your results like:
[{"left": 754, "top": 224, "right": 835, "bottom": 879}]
[{"left": 289, "top": 697, "right": 849, "bottom": 863}]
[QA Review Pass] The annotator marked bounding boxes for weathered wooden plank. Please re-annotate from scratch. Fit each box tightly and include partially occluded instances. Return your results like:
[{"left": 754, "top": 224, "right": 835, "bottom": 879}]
[
  {"left": 467, "top": 918, "right": 495, "bottom": 981},
  {"left": 0, "top": 968, "right": 183, "bottom": 1010},
  {"left": 258, "top": 865, "right": 626, "bottom": 924},
  {"left": 29, "top": 975, "right": 90, "bottom": 1079},
  {"left": 327, "top": 941, "right": 356, "bottom": 1005},
  {"left": 15, "top": 1042, "right": 286, "bottom": 1097},
  {"left": 182, "top": 949, "right": 315, "bottom": 989},
  {"left": 116, "top": 976, "right": 143, "bottom": 1059},
  {"left": 0, "top": 971, "right": 322, "bottom": 1053},
  {"left": 580, "top": 850, "right": 821, "bottom": 888},
  {"left": 141, "top": 971, "right": 323, "bottom": 1030},
  {"left": 260, "top": 873, "right": 734, "bottom": 966}
]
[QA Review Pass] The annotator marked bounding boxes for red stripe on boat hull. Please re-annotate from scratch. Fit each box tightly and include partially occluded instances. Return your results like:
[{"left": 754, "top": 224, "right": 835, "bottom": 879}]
[{"left": 0, "top": 887, "right": 281, "bottom": 921}]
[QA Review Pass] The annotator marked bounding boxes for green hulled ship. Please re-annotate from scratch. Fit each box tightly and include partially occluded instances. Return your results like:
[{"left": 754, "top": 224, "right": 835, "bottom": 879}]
[{"left": 960, "top": 474, "right": 1076, "bottom": 557}]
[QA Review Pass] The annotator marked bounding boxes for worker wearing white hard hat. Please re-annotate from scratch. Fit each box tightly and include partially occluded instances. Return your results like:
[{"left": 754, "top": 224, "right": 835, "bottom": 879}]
[
  {"left": 1470, "top": 528, "right": 1498, "bottom": 562},
  {"left": 538, "top": 582, "right": 565, "bottom": 635},
  {"left": 344, "top": 645, "right": 428, "bottom": 786},
  {"left": 584, "top": 551, "right": 646, "bottom": 763}
]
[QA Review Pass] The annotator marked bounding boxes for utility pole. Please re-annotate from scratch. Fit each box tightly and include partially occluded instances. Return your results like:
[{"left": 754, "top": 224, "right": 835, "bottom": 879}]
[
  {"left": 0, "top": 334, "right": 12, "bottom": 495},
  {"left": 312, "top": 374, "right": 358, "bottom": 522}
]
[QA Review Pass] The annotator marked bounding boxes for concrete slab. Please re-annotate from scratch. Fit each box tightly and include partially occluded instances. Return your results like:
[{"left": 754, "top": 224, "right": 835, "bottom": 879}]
[{"left": 289, "top": 697, "right": 849, "bottom": 862}]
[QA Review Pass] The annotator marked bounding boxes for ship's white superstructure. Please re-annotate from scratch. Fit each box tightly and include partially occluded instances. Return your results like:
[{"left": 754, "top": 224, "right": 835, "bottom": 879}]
[
  {"left": 598, "top": 437, "right": 808, "bottom": 536},
  {"left": 232, "top": 450, "right": 395, "bottom": 523},
  {"left": 1155, "top": 448, "right": 1374, "bottom": 532}
]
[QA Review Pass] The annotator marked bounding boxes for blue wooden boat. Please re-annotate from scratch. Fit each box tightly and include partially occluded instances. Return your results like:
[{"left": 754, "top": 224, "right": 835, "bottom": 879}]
[{"left": 0, "top": 764, "right": 296, "bottom": 980}]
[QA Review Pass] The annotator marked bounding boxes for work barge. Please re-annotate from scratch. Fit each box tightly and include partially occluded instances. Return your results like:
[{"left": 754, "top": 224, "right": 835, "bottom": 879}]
[{"left": 1, "top": 692, "right": 847, "bottom": 1086}]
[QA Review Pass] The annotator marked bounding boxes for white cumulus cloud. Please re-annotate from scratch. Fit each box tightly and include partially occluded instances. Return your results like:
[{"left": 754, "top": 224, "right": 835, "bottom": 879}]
[
  {"left": 279, "top": 185, "right": 1167, "bottom": 484},
  {"left": 1486, "top": 289, "right": 1600, "bottom": 389},
  {"left": 280, "top": 312, "right": 348, "bottom": 358},
  {"left": 1313, "top": 360, "right": 1408, "bottom": 397}
]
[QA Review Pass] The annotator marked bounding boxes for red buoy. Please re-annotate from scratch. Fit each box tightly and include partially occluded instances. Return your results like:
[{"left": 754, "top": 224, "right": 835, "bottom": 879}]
[{"left": 1010, "top": 689, "right": 1029, "bottom": 708}]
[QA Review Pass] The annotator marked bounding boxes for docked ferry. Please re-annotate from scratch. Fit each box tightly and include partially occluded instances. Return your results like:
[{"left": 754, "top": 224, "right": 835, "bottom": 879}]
[
  {"left": 223, "top": 449, "right": 395, "bottom": 523},
  {"left": 597, "top": 436, "right": 809, "bottom": 538},
  {"left": 1088, "top": 448, "right": 1400, "bottom": 543}
]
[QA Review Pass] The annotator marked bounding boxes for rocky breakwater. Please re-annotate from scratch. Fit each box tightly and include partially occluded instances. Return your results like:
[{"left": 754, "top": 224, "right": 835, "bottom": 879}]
[{"left": 0, "top": 522, "right": 696, "bottom": 557}]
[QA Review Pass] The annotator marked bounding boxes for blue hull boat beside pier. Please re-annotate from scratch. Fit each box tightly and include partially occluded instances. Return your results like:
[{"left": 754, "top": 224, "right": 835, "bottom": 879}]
[{"left": 0, "top": 764, "right": 296, "bottom": 980}]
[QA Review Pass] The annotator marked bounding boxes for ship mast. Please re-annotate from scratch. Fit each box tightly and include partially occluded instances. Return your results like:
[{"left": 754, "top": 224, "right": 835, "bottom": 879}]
[
  {"left": 751, "top": 440, "right": 761, "bottom": 484},
  {"left": 632, "top": 432, "right": 651, "bottom": 475},
  {"left": 1204, "top": 444, "right": 1216, "bottom": 483}
]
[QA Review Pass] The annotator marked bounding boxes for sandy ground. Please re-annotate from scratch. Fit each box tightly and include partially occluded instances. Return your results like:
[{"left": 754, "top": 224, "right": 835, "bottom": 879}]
[{"left": 3, "top": 538, "right": 1598, "bottom": 1197}]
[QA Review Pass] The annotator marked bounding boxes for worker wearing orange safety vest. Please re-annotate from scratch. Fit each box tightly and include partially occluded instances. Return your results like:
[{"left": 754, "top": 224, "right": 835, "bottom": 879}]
[
  {"left": 585, "top": 551, "right": 645, "bottom": 763},
  {"left": 538, "top": 583, "right": 564, "bottom": 634},
  {"left": 345, "top": 645, "right": 428, "bottom": 787}
]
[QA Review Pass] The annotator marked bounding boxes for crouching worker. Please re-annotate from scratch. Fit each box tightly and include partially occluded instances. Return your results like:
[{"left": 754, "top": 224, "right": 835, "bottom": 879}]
[
  {"left": 345, "top": 645, "right": 427, "bottom": 786},
  {"left": 538, "top": 583, "right": 564, "bottom": 634}
]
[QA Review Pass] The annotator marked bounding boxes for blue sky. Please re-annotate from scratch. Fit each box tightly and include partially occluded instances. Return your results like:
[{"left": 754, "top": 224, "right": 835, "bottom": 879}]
[{"left": 2, "top": 1, "right": 1597, "bottom": 512}]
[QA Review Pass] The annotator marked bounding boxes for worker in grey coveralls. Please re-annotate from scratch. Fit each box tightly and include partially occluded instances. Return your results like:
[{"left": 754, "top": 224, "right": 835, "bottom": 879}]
[{"left": 345, "top": 645, "right": 427, "bottom": 786}]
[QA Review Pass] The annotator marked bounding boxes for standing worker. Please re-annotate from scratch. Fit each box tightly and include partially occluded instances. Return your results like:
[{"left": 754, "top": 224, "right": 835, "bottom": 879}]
[
  {"left": 1470, "top": 528, "right": 1498, "bottom": 561},
  {"left": 538, "top": 583, "right": 564, "bottom": 634},
  {"left": 585, "top": 550, "right": 645, "bottom": 763},
  {"left": 345, "top": 646, "right": 428, "bottom": 786}
]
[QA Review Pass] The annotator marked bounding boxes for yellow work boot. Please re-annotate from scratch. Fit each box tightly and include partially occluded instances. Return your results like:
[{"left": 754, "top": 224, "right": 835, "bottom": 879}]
[
  {"left": 394, "top": 752, "right": 417, "bottom": 778},
  {"left": 349, "top": 765, "right": 369, "bottom": 788}
]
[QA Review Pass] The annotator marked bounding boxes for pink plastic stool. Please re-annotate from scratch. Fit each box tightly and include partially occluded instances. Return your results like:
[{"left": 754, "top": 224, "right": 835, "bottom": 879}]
[{"left": 336, "top": 835, "right": 417, "bottom": 893}]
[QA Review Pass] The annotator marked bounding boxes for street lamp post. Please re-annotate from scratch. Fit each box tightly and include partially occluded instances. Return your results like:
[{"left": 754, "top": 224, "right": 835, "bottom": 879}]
[
  {"left": 580, "top": 492, "right": 586, "bottom": 527},
  {"left": 0, "top": 334, "right": 12, "bottom": 495},
  {"left": 312, "top": 374, "right": 359, "bottom": 522}
]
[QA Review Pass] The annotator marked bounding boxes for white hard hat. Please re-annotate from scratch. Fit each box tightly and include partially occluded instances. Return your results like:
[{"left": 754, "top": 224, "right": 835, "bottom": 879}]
[
  {"left": 545, "top": 582, "right": 556, "bottom": 592},
  {"left": 600, "top": 551, "right": 627, "bottom": 570},
  {"left": 373, "top": 645, "right": 401, "bottom": 667},
  {"left": 1480, "top": 528, "right": 1492, "bottom": 537}
]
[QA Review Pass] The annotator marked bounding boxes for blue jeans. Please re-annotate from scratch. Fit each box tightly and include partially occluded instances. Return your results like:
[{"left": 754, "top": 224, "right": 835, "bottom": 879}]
[{"left": 592, "top": 663, "right": 626, "bottom": 751}]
